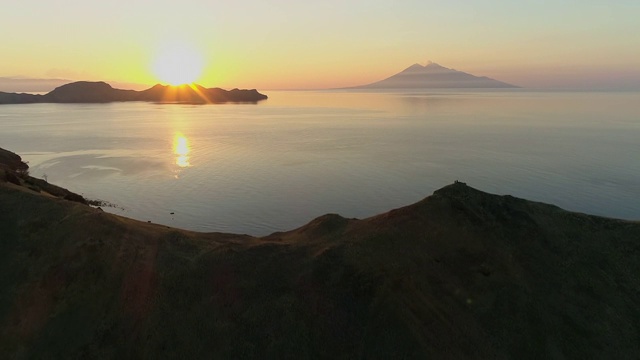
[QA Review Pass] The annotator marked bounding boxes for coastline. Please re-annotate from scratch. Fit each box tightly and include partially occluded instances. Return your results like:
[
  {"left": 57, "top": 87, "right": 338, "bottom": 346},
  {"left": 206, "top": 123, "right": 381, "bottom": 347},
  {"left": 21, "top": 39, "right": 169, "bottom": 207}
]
[{"left": 1, "top": 146, "right": 639, "bottom": 358}]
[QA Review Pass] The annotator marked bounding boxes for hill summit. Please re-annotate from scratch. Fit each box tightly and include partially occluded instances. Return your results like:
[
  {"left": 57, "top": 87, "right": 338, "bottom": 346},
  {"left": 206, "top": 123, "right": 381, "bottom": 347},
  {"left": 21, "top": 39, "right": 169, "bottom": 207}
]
[{"left": 350, "top": 61, "right": 518, "bottom": 89}]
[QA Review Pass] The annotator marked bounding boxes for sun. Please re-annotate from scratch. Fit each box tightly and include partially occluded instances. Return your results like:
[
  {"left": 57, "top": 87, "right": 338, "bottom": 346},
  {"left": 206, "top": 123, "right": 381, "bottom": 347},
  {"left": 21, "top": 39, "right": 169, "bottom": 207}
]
[{"left": 152, "top": 42, "right": 204, "bottom": 86}]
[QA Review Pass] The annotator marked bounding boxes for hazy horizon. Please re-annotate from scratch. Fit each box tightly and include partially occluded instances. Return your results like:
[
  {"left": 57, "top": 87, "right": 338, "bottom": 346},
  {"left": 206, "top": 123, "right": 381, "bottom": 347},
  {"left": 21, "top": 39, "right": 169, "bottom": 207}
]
[
  {"left": 1, "top": 1, "right": 639, "bottom": 90},
  {"left": 2, "top": 63, "right": 640, "bottom": 93}
]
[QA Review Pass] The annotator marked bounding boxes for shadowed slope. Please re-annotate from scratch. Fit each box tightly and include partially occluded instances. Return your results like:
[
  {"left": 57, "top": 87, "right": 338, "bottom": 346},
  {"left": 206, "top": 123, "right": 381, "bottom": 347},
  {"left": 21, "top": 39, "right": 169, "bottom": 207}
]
[
  {"left": 0, "top": 149, "right": 638, "bottom": 358},
  {"left": 0, "top": 148, "right": 29, "bottom": 173}
]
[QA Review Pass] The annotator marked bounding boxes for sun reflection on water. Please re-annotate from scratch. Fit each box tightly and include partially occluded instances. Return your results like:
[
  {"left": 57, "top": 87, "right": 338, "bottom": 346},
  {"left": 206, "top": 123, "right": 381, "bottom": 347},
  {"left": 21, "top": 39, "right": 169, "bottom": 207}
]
[{"left": 173, "top": 132, "right": 191, "bottom": 168}]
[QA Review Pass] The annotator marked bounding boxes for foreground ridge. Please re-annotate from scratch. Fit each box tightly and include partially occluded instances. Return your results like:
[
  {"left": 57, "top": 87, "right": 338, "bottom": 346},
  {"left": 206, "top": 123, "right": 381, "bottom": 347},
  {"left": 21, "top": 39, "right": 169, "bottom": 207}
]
[{"left": 0, "top": 148, "right": 638, "bottom": 358}]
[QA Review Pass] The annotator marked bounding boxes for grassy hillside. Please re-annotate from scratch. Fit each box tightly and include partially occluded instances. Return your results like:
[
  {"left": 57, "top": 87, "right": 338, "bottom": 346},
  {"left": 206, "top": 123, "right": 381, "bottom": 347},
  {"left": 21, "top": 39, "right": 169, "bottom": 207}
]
[{"left": 0, "top": 148, "right": 638, "bottom": 359}]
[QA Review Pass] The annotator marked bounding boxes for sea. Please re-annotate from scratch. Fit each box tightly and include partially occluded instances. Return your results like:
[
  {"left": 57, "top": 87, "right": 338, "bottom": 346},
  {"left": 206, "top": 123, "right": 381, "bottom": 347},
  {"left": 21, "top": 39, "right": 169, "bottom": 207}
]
[{"left": 1, "top": 90, "right": 638, "bottom": 235}]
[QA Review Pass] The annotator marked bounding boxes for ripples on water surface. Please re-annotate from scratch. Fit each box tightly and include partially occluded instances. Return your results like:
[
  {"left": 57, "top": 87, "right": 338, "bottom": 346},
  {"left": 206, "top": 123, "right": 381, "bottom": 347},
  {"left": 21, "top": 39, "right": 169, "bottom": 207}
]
[{"left": 1, "top": 90, "right": 638, "bottom": 235}]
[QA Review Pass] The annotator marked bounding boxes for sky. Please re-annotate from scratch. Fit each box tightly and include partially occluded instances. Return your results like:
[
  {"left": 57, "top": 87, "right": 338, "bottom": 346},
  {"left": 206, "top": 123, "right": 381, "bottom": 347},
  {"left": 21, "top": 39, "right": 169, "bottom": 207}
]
[{"left": 1, "top": 0, "right": 639, "bottom": 90}]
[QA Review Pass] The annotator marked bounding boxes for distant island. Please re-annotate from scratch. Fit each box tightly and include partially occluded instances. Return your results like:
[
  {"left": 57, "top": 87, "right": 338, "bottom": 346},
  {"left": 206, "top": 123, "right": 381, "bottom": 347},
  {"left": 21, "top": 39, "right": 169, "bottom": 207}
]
[
  {"left": 0, "top": 81, "right": 268, "bottom": 104},
  {"left": 349, "top": 61, "right": 518, "bottom": 89},
  {"left": 0, "top": 77, "right": 72, "bottom": 93}
]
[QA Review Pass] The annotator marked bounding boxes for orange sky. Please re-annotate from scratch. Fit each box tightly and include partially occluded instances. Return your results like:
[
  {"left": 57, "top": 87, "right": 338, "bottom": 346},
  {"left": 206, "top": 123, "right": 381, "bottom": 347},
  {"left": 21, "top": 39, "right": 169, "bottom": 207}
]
[{"left": 1, "top": 1, "right": 639, "bottom": 90}]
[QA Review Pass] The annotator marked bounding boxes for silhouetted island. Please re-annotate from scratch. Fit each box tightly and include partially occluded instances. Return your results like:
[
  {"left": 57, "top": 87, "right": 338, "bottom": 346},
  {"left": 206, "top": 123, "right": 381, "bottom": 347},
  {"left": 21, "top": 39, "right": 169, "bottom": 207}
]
[
  {"left": 1, "top": 146, "right": 638, "bottom": 358},
  {"left": 349, "top": 61, "right": 518, "bottom": 89},
  {"left": 0, "top": 81, "right": 268, "bottom": 104}
]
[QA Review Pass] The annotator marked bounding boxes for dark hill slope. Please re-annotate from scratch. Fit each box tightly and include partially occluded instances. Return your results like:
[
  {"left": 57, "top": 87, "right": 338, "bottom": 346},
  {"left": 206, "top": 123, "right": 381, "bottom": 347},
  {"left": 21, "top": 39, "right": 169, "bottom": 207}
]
[
  {"left": 0, "top": 156, "right": 638, "bottom": 358},
  {"left": 0, "top": 148, "right": 28, "bottom": 173}
]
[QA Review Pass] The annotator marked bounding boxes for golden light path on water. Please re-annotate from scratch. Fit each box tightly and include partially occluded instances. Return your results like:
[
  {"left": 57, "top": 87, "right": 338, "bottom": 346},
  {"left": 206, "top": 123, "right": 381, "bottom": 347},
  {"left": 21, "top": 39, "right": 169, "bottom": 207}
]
[{"left": 173, "top": 132, "right": 191, "bottom": 168}]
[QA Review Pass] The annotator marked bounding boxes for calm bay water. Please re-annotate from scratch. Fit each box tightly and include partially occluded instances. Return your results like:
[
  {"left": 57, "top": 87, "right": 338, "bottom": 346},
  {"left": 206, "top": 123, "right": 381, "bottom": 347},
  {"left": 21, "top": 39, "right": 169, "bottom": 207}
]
[{"left": 0, "top": 90, "right": 638, "bottom": 235}]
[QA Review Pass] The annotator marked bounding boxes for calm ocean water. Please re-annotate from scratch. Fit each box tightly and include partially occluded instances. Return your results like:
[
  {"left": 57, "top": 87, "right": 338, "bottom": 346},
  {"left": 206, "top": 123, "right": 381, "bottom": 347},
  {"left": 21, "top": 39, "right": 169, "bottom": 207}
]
[{"left": 1, "top": 90, "right": 638, "bottom": 235}]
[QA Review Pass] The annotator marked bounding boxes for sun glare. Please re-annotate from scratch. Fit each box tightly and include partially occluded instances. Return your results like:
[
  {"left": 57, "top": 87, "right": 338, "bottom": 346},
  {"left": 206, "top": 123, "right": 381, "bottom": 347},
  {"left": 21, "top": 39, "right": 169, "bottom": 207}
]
[
  {"left": 152, "top": 43, "right": 204, "bottom": 86},
  {"left": 173, "top": 132, "right": 191, "bottom": 168}
]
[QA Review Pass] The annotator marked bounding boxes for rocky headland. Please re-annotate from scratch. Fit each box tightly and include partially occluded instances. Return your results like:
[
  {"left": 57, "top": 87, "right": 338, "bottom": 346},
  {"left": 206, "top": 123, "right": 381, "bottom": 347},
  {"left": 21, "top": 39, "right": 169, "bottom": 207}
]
[{"left": 0, "top": 147, "right": 638, "bottom": 358}]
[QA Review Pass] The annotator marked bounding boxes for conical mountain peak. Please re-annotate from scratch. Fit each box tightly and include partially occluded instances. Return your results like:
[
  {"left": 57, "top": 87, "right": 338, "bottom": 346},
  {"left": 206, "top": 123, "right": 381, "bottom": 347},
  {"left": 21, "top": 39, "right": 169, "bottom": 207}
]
[
  {"left": 424, "top": 61, "right": 446, "bottom": 69},
  {"left": 350, "top": 62, "right": 518, "bottom": 89},
  {"left": 403, "top": 63, "right": 425, "bottom": 72}
]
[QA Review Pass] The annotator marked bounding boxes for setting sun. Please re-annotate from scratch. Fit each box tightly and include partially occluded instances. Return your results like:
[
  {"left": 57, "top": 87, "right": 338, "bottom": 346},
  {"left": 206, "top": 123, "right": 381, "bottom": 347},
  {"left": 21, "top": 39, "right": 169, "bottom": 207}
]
[{"left": 152, "top": 42, "right": 204, "bottom": 86}]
